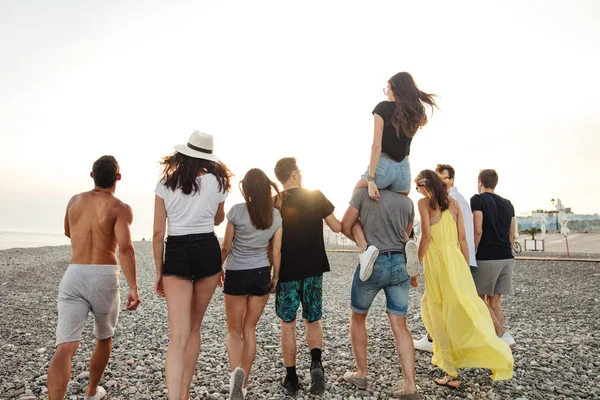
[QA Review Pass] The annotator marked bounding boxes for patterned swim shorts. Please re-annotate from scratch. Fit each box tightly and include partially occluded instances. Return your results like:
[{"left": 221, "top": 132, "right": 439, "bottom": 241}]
[{"left": 275, "top": 275, "right": 323, "bottom": 323}]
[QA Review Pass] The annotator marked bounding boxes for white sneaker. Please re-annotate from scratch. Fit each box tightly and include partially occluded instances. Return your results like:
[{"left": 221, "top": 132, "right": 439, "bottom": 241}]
[
  {"left": 84, "top": 385, "right": 107, "bottom": 400},
  {"left": 413, "top": 334, "right": 433, "bottom": 353},
  {"left": 359, "top": 245, "right": 379, "bottom": 281},
  {"left": 405, "top": 240, "right": 420, "bottom": 277},
  {"left": 499, "top": 332, "right": 516, "bottom": 348},
  {"left": 229, "top": 367, "right": 246, "bottom": 400}
]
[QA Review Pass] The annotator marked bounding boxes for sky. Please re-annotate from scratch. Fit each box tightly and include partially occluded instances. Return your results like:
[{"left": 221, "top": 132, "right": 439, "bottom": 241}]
[{"left": 1, "top": 0, "right": 599, "bottom": 239}]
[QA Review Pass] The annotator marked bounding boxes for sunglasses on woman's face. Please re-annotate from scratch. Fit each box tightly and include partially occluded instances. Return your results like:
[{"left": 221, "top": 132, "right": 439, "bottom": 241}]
[{"left": 416, "top": 185, "right": 421, "bottom": 193}]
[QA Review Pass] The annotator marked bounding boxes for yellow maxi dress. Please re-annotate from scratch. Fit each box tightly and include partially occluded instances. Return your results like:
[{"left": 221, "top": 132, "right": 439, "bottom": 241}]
[{"left": 421, "top": 210, "right": 514, "bottom": 381}]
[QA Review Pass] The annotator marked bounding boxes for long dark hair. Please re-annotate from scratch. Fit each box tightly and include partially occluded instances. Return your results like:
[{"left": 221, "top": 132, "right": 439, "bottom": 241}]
[
  {"left": 388, "top": 72, "right": 438, "bottom": 138},
  {"left": 160, "top": 152, "right": 232, "bottom": 195},
  {"left": 240, "top": 168, "right": 281, "bottom": 230},
  {"left": 415, "top": 169, "right": 449, "bottom": 212}
]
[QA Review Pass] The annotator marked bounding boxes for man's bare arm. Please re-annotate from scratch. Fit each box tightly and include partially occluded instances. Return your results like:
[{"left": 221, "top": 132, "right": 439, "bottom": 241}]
[
  {"left": 509, "top": 216, "right": 516, "bottom": 247},
  {"left": 63, "top": 196, "right": 76, "bottom": 238},
  {"left": 341, "top": 205, "right": 360, "bottom": 240},
  {"left": 455, "top": 202, "right": 470, "bottom": 265},
  {"left": 115, "top": 203, "right": 140, "bottom": 310},
  {"left": 473, "top": 211, "right": 483, "bottom": 249}
]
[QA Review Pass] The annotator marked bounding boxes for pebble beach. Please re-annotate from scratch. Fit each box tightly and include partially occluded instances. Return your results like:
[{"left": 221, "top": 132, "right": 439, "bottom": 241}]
[{"left": 1, "top": 243, "right": 599, "bottom": 400}]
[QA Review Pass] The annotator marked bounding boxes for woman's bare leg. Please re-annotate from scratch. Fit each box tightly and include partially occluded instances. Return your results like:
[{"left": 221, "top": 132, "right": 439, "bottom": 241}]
[
  {"left": 163, "top": 277, "right": 194, "bottom": 400},
  {"left": 180, "top": 273, "right": 221, "bottom": 399},
  {"left": 225, "top": 294, "right": 248, "bottom": 371},
  {"left": 353, "top": 178, "right": 368, "bottom": 194},
  {"left": 351, "top": 222, "right": 368, "bottom": 252},
  {"left": 241, "top": 294, "right": 270, "bottom": 387}
]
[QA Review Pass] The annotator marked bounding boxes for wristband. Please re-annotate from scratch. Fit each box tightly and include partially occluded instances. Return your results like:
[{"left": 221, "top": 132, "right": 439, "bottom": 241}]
[{"left": 367, "top": 175, "right": 375, "bottom": 182}]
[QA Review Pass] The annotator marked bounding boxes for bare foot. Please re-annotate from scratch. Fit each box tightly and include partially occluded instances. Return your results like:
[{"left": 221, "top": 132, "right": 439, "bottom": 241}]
[{"left": 434, "top": 375, "right": 460, "bottom": 389}]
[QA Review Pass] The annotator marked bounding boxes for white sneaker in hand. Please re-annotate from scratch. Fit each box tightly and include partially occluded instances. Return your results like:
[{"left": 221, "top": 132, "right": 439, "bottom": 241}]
[
  {"left": 405, "top": 240, "right": 420, "bottom": 277},
  {"left": 413, "top": 334, "right": 433, "bottom": 353},
  {"left": 359, "top": 245, "right": 379, "bottom": 281},
  {"left": 499, "top": 332, "right": 516, "bottom": 348}
]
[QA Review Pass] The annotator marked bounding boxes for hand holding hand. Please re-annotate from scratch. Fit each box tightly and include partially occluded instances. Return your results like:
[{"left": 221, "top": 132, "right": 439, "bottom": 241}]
[
  {"left": 217, "top": 270, "right": 225, "bottom": 287},
  {"left": 270, "top": 276, "right": 279, "bottom": 294},
  {"left": 410, "top": 276, "right": 419, "bottom": 288}
]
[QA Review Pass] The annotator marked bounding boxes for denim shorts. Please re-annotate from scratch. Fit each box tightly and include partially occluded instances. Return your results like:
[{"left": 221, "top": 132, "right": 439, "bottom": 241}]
[
  {"left": 350, "top": 252, "right": 410, "bottom": 317},
  {"left": 162, "top": 233, "right": 222, "bottom": 282},
  {"left": 224, "top": 267, "right": 271, "bottom": 296},
  {"left": 362, "top": 153, "right": 411, "bottom": 193},
  {"left": 276, "top": 275, "right": 323, "bottom": 323}
]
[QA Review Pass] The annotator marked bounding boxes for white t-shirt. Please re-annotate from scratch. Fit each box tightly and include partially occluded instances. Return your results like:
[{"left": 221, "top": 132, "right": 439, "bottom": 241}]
[
  {"left": 449, "top": 186, "right": 477, "bottom": 267},
  {"left": 154, "top": 174, "right": 229, "bottom": 236}
]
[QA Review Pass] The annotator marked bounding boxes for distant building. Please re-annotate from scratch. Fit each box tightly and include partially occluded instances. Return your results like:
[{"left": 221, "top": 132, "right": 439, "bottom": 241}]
[{"left": 517, "top": 209, "right": 600, "bottom": 232}]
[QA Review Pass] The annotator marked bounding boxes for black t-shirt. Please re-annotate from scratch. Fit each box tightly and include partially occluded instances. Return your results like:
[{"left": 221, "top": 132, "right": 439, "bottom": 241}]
[
  {"left": 373, "top": 101, "right": 413, "bottom": 163},
  {"left": 278, "top": 187, "right": 335, "bottom": 282},
  {"left": 470, "top": 192, "right": 515, "bottom": 260}
]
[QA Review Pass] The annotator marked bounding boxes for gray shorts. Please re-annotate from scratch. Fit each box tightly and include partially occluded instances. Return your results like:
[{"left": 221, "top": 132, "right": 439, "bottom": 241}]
[
  {"left": 471, "top": 259, "right": 514, "bottom": 296},
  {"left": 56, "top": 264, "right": 120, "bottom": 346}
]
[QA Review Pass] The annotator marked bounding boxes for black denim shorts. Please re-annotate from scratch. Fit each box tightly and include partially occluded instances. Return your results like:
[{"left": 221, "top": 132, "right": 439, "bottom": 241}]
[
  {"left": 224, "top": 267, "right": 271, "bottom": 296},
  {"left": 163, "top": 233, "right": 222, "bottom": 282}
]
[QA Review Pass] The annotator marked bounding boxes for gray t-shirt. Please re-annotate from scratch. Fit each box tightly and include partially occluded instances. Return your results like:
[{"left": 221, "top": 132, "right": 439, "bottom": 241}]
[
  {"left": 350, "top": 189, "right": 414, "bottom": 253},
  {"left": 225, "top": 203, "right": 282, "bottom": 271}
]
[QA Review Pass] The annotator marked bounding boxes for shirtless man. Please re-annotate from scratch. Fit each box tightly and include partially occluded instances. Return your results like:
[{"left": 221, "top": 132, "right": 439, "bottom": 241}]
[{"left": 47, "top": 155, "right": 140, "bottom": 400}]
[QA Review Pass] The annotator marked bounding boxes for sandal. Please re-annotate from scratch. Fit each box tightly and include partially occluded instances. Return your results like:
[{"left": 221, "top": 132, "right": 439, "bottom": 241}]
[
  {"left": 434, "top": 375, "right": 460, "bottom": 388},
  {"left": 343, "top": 371, "right": 367, "bottom": 390},
  {"left": 398, "top": 393, "right": 421, "bottom": 400}
]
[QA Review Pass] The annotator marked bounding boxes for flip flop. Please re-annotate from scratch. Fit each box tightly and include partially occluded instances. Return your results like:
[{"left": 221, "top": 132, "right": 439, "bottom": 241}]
[
  {"left": 434, "top": 376, "right": 460, "bottom": 389},
  {"left": 343, "top": 371, "right": 367, "bottom": 390}
]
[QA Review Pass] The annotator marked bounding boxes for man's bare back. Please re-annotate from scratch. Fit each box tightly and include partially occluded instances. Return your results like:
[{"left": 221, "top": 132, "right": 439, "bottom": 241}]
[
  {"left": 49, "top": 156, "right": 139, "bottom": 400},
  {"left": 65, "top": 190, "right": 133, "bottom": 265}
]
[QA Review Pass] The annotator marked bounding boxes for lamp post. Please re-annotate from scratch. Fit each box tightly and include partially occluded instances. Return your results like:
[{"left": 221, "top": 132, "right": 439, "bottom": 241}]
[
  {"left": 552, "top": 198, "right": 571, "bottom": 255},
  {"left": 551, "top": 199, "right": 559, "bottom": 231}
]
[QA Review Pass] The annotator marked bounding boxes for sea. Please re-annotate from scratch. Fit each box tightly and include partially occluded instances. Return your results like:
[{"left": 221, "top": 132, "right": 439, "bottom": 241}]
[{"left": 0, "top": 231, "right": 70, "bottom": 251}]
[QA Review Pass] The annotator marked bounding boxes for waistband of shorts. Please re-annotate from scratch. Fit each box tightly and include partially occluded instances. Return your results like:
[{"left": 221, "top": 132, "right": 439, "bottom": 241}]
[
  {"left": 67, "top": 264, "right": 119, "bottom": 275},
  {"left": 225, "top": 266, "right": 270, "bottom": 275},
  {"left": 379, "top": 152, "right": 410, "bottom": 164},
  {"left": 166, "top": 233, "right": 216, "bottom": 242}
]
